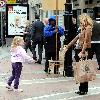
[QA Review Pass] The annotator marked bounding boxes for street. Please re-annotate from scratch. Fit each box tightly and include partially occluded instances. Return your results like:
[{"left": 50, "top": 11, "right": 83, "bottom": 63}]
[{"left": 0, "top": 46, "right": 100, "bottom": 100}]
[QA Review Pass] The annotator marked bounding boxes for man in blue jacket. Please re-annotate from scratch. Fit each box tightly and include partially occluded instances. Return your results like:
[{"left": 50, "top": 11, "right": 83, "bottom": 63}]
[{"left": 44, "top": 16, "right": 64, "bottom": 74}]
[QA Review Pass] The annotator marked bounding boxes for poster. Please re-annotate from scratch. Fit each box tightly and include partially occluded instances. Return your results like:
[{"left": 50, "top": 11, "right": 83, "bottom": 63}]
[{"left": 6, "top": 4, "right": 29, "bottom": 36}]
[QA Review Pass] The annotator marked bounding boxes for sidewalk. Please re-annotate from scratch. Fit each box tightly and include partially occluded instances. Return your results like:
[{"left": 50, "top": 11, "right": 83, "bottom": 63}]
[
  {"left": 0, "top": 46, "right": 10, "bottom": 60},
  {"left": 0, "top": 47, "right": 100, "bottom": 100}
]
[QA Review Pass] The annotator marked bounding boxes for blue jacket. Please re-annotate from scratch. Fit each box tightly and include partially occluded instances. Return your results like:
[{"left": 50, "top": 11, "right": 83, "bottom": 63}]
[
  {"left": 44, "top": 16, "right": 64, "bottom": 52},
  {"left": 44, "top": 16, "right": 64, "bottom": 37}
]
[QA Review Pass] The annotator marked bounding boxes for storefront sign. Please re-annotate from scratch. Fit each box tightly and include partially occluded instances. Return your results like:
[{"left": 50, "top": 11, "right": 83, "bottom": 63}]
[
  {"left": 7, "top": 0, "right": 16, "bottom": 4},
  {"left": 42, "top": 0, "right": 66, "bottom": 10}
]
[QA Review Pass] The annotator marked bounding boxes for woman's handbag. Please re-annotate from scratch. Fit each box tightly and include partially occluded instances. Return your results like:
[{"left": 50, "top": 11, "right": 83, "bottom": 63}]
[{"left": 73, "top": 58, "right": 96, "bottom": 84}]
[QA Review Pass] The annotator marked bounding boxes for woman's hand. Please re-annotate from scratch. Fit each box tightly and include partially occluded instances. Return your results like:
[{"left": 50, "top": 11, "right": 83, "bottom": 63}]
[{"left": 78, "top": 51, "right": 87, "bottom": 58}]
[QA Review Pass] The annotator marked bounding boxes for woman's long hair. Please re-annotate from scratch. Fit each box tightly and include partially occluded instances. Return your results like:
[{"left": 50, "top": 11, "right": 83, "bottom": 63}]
[{"left": 79, "top": 13, "right": 93, "bottom": 29}]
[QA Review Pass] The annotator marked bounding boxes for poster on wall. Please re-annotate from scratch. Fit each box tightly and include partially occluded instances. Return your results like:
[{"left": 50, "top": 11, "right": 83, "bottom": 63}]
[{"left": 6, "top": 4, "right": 29, "bottom": 37}]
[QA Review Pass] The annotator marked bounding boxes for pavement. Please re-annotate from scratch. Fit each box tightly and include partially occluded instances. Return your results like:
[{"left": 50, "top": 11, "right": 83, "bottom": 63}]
[{"left": 0, "top": 46, "right": 100, "bottom": 100}]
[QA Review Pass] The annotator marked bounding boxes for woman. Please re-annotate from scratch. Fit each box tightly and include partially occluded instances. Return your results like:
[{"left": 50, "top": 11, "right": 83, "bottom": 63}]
[{"left": 75, "top": 13, "right": 93, "bottom": 95}]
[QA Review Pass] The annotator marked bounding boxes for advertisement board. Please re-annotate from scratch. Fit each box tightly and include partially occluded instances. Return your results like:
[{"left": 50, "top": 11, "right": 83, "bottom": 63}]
[{"left": 6, "top": 4, "right": 29, "bottom": 37}]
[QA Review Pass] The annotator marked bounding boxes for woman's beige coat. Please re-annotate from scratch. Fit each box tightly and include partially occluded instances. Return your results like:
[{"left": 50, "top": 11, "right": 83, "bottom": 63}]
[{"left": 79, "top": 26, "right": 92, "bottom": 50}]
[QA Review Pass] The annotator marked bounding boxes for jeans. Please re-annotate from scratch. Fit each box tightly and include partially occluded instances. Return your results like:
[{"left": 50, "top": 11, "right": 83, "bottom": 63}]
[{"left": 8, "top": 62, "right": 22, "bottom": 89}]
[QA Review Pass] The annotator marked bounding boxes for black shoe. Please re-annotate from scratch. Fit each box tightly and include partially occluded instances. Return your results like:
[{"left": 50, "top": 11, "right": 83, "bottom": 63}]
[
  {"left": 54, "top": 71, "right": 60, "bottom": 74},
  {"left": 44, "top": 69, "right": 51, "bottom": 73},
  {"left": 33, "top": 57, "right": 37, "bottom": 61},
  {"left": 97, "top": 67, "right": 100, "bottom": 70},
  {"left": 43, "top": 57, "right": 45, "bottom": 59},
  {"left": 44, "top": 70, "right": 48, "bottom": 73},
  {"left": 75, "top": 91, "right": 80, "bottom": 94},
  {"left": 75, "top": 91, "right": 87, "bottom": 95},
  {"left": 35, "top": 61, "right": 41, "bottom": 64},
  {"left": 67, "top": 74, "right": 74, "bottom": 77},
  {"left": 79, "top": 92, "right": 87, "bottom": 95}
]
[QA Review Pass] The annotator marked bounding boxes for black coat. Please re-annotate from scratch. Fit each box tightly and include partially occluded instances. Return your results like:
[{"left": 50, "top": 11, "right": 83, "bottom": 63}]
[
  {"left": 92, "top": 21, "right": 100, "bottom": 41},
  {"left": 31, "top": 19, "right": 44, "bottom": 42}
]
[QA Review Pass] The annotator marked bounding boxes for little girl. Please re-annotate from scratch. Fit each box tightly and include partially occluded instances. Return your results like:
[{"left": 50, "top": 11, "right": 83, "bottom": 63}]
[{"left": 6, "top": 36, "right": 34, "bottom": 92}]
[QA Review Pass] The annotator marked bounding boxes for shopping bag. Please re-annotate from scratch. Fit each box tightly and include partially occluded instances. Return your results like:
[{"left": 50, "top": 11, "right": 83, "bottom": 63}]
[{"left": 73, "top": 59, "right": 96, "bottom": 84}]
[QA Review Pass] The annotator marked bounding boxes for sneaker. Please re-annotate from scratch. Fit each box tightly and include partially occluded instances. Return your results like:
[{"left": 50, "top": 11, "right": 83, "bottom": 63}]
[
  {"left": 14, "top": 89, "right": 23, "bottom": 92},
  {"left": 6, "top": 85, "right": 13, "bottom": 91}
]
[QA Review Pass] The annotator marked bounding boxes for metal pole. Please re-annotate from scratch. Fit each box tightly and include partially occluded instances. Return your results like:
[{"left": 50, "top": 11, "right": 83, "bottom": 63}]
[
  {"left": 56, "top": 0, "right": 58, "bottom": 61},
  {"left": 63, "top": 0, "right": 73, "bottom": 77},
  {"left": 1, "top": 11, "right": 3, "bottom": 47},
  {"left": 54, "top": 0, "right": 59, "bottom": 74}
]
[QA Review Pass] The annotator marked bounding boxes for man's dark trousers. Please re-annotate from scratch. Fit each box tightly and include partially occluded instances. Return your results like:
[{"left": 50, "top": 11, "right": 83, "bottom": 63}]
[
  {"left": 45, "top": 51, "right": 59, "bottom": 74},
  {"left": 32, "top": 41, "right": 43, "bottom": 62}
]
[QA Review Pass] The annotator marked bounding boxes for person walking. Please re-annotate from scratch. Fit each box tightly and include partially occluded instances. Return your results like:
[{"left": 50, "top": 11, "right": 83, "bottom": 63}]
[
  {"left": 23, "top": 20, "right": 32, "bottom": 52},
  {"left": 6, "top": 36, "right": 34, "bottom": 92},
  {"left": 44, "top": 16, "right": 64, "bottom": 74},
  {"left": 31, "top": 15, "right": 44, "bottom": 64}
]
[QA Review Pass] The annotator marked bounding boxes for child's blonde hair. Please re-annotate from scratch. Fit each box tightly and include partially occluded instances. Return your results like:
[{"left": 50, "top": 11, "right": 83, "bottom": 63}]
[{"left": 11, "top": 36, "right": 23, "bottom": 48}]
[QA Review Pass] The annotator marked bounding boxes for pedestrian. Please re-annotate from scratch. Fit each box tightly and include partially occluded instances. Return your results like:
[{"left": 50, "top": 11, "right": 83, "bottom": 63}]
[
  {"left": 43, "top": 18, "right": 49, "bottom": 26},
  {"left": 88, "top": 21, "right": 100, "bottom": 70},
  {"left": 23, "top": 20, "right": 32, "bottom": 53},
  {"left": 44, "top": 16, "right": 64, "bottom": 74},
  {"left": 31, "top": 14, "right": 44, "bottom": 64},
  {"left": 74, "top": 13, "right": 93, "bottom": 95},
  {"left": 74, "top": 27, "right": 81, "bottom": 62},
  {"left": 6, "top": 36, "right": 34, "bottom": 92},
  {"left": 43, "top": 18, "right": 49, "bottom": 59},
  {"left": 72, "top": 17, "right": 78, "bottom": 43},
  {"left": 74, "top": 20, "right": 100, "bottom": 68}
]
